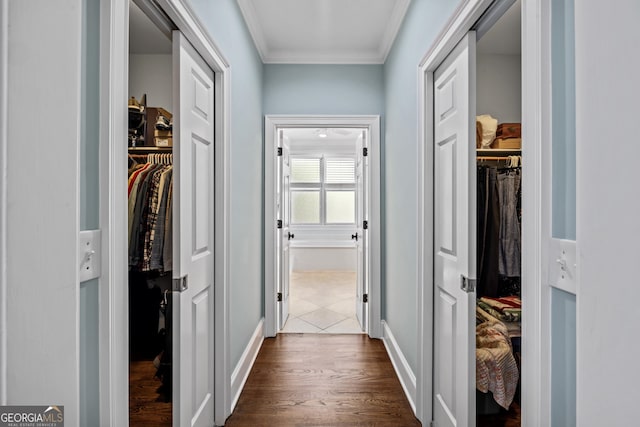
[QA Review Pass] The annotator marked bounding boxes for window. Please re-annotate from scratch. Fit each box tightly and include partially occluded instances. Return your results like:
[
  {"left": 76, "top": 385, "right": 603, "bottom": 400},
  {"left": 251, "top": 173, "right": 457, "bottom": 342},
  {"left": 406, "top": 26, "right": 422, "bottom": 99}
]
[{"left": 290, "top": 157, "right": 356, "bottom": 225}]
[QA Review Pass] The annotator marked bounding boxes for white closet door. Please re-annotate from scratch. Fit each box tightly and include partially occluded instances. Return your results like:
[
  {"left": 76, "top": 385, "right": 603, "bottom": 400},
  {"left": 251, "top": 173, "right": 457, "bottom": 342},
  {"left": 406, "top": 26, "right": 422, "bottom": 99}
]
[
  {"left": 432, "top": 31, "right": 477, "bottom": 427},
  {"left": 172, "top": 30, "right": 215, "bottom": 427},
  {"left": 278, "top": 134, "right": 291, "bottom": 330},
  {"left": 355, "top": 131, "right": 368, "bottom": 331}
]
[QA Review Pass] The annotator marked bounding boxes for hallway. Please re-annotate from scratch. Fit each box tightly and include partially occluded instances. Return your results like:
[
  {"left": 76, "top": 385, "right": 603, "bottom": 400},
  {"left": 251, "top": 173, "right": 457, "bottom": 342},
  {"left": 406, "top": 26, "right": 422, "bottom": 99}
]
[{"left": 225, "top": 334, "right": 420, "bottom": 426}]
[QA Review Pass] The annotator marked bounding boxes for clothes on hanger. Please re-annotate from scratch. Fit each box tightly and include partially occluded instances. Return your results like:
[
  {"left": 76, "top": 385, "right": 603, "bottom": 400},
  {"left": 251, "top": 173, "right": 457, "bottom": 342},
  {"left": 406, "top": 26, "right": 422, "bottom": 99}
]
[
  {"left": 477, "top": 164, "right": 522, "bottom": 297},
  {"left": 128, "top": 153, "right": 173, "bottom": 272}
]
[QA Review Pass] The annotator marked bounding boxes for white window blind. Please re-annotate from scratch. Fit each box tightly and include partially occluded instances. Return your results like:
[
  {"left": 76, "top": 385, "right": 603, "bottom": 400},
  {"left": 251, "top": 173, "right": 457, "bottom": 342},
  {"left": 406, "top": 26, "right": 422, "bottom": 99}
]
[
  {"left": 291, "top": 158, "right": 320, "bottom": 183},
  {"left": 325, "top": 158, "right": 355, "bottom": 184}
]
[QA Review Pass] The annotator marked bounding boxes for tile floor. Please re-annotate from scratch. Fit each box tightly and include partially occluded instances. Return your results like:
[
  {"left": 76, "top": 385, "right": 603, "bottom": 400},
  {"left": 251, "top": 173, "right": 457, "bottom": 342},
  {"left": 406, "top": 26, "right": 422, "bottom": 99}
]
[{"left": 281, "top": 270, "right": 363, "bottom": 334}]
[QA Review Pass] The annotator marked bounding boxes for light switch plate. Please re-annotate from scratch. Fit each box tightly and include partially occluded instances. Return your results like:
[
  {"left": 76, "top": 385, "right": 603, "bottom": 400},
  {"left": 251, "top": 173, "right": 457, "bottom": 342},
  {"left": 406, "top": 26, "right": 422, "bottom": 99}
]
[
  {"left": 79, "top": 229, "right": 101, "bottom": 282},
  {"left": 549, "top": 238, "right": 577, "bottom": 295}
]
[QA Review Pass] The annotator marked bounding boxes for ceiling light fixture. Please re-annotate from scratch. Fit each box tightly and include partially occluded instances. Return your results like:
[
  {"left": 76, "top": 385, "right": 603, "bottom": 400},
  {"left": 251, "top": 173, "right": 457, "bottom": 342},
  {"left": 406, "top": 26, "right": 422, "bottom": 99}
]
[{"left": 318, "top": 128, "right": 328, "bottom": 138}]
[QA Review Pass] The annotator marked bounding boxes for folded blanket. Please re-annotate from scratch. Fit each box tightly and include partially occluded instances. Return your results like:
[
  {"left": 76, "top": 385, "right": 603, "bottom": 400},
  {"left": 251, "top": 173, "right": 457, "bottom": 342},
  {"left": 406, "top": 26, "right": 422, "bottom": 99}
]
[
  {"left": 478, "top": 300, "right": 521, "bottom": 322},
  {"left": 476, "top": 320, "right": 519, "bottom": 409}
]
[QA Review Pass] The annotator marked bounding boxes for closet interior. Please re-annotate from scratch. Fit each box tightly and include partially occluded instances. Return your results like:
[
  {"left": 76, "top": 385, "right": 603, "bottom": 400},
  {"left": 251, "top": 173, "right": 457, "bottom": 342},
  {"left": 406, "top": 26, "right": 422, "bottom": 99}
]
[
  {"left": 474, "top": 1, "right": 523, "bottom": 426},
  {"left": 128, "top": 1, "right": 174, "bottom": 425}
]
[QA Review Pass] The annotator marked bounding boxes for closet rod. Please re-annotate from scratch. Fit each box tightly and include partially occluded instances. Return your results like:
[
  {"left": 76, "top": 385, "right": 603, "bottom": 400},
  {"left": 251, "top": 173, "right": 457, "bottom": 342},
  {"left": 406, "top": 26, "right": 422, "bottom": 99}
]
[
  {"left": 477, "top": 156, "right": 516, "bottom": 161},
  {"left": 128, "top": 146, "right": 172, "bottom": 152}
]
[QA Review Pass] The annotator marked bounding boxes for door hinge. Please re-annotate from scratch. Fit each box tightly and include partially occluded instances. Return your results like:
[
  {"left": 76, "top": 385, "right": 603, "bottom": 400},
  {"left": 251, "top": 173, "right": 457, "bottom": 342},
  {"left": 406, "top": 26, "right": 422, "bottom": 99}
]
[
  {"left": 363, "top": 294, "right": 368, "bottom": 303},
  {"left": 430, "top": 421, "right": 436, "bottom": 427},
  {"left": 362, "top": 147, "right": 368, "bottom": 157},
  {"left": 277, "top": 147, "right": 283, "bottom": 156},
  {"left": 363, "top": 220, "right": 368, "bottom": 230},
  {"left": 173, "top": 275, "right": 188, "bottom": 292},
  {"left": 460, "top": 275, "right": 476, "bottom": 293},
  {"left": 277, "top": 292, "right": 283, "bottom": 302},
  {"left": 277, "top": 219, "right": 283, "bottom": 229}
]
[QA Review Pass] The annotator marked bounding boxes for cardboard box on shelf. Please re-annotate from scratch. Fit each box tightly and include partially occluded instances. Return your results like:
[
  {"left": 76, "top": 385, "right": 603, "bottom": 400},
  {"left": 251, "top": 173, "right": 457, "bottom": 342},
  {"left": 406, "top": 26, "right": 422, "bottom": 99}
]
[
  {"left": 143, "top": 107, "right": 172, "bottom": 147},
  {"left": 496, "top": 123, "right": 521, "bottom": 139},
  {"left": 492, "top": 137, "right": 522, "bottom": 149}
]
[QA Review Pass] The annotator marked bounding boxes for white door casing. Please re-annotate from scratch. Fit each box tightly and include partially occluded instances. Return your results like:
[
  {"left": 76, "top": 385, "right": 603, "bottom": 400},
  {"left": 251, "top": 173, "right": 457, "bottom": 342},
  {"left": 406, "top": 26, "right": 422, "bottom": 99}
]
[
  {"left": 432, "top": 31, "right": 476, "bottom": 427},
  {"left": 355, "top": 131, "right": 368, "bottom": 331},
  {"left": 172, "top": 30, "right": 215, "bottom": 427},
  {"left": 264, "top": 115, "right": 381, "bottom": 339},
  {"left": 277, "top": 133, "right": 291, "bottom": 330},
  {"left": 100, "top": 0, "right": 232, "bottom": 424},
  {"left": 0, "top": 0, "right": 7, "bottom": 405},
  {"left": 418, "top": 0, "right": 547, "bottom": 424}
]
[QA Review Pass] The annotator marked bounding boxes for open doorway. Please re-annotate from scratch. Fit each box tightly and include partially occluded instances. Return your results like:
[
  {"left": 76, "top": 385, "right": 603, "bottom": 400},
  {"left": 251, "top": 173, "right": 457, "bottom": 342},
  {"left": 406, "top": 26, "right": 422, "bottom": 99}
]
[
  {"left": 278, "top": 128, "right": 364, "bottom": 334},
  {"left": 474, "top": 1, "right": 523, "bottom": 425},
  {"left": 126, "top": 1, "right": 217, "bottom": 425},
  {"left": 127, "top": 2, "right": 174, "bottom": 424},
  {"left": 264, "top": 116, "right": 382, "bottom": 339}
]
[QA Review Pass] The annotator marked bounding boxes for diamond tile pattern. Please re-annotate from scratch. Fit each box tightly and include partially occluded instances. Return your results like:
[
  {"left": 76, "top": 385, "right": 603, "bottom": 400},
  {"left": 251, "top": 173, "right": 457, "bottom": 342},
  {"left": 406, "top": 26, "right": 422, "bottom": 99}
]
[{"left": 282, "top": 271, "right": 363, "bottom": 334}]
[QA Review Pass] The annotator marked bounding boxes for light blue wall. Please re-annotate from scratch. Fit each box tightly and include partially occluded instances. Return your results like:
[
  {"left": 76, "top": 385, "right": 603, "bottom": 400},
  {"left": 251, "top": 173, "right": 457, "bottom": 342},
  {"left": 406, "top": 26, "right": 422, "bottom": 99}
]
[
  {"left": 383, "top": 0, "right": 460, "bottom": 372},
  {"left": 189, "top": 0, "right": 264, "bottom": 368},
  {"left": 550, "top": 0, "right": 576, "bottom": 425},
  {"left": 551, "top": 0, "right": 576, "bottom": 240},
  {"left": 551, "top": 288, "right": 576, "bottom": 427},
  {"left": 80, "top": 0, "right": 100, "bottom": 424},
  {"left": 263, "top": 65, "right": 384, "bottom": 114}
]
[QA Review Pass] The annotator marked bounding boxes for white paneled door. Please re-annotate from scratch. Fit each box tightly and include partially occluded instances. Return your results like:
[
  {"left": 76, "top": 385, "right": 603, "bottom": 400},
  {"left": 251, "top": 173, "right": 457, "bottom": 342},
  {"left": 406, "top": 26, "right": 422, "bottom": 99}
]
[
  {"left": 433, "top": 32, "right": 476, "bottom": 427},
  {"left": 172, "top": 30, "right": 215, "bottom": 427},
  {"left": 277, "top": 133, "right": 291, "bottom": 330},
  {"left": 355, "top": 131, "right": 368, "bottom": 331}
]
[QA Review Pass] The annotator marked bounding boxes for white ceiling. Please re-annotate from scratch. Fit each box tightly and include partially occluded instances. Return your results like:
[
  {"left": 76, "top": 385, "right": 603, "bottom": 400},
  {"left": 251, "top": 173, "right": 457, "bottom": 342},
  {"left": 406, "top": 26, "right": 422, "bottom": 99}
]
[
  {"left": 130, "top": 0, "right": 519, "bottom": 61},
  {"left": 477, "top": 0, "right": 521, "bottom": 55},
  {"left": 237, "top": 0, "right": 411, "bottom": 64},
  {"left": 284, "top": 128, "right": 360, "bottom": 152}
]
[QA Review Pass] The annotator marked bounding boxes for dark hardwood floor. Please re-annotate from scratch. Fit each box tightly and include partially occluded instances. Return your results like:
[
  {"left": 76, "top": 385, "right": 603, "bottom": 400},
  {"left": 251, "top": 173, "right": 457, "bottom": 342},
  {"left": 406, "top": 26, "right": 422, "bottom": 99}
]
[
  {"left": 477, "top": 401, "right": 521, "bottom": 427},
  {"left": 129, "top": 360, "right": 172, "bottom": 426},
  {"left": 225, "top": 333, "right": 421, "bottom": 426}
]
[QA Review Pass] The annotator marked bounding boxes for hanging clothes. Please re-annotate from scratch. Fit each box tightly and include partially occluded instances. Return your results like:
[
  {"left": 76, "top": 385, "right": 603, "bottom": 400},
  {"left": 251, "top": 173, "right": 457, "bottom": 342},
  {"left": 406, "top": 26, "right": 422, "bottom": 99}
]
[
  {"left": 128, "top": 153, "right": 173, "bottom": 272},
  {"left": 477, "top": 165, "right": 522, "bottom": 297},
  {"left": 477, "top": 166, "right": 501, "bottom": 297},
  {"left": 497, "top": 170, "right": 521, "bottom": 277}
]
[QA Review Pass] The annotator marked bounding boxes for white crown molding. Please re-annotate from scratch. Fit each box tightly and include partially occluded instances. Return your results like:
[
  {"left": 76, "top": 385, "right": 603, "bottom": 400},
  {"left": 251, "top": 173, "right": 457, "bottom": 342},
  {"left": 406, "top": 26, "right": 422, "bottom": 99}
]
[
  {"left": 236, "top": 0, "right": 268, "bottom": 62},
  {"left": 377, "top": 0, "right": 411, "bottom": 60},
  {"left": 264, "top": 50, "right": 385, "bottom": 64}
]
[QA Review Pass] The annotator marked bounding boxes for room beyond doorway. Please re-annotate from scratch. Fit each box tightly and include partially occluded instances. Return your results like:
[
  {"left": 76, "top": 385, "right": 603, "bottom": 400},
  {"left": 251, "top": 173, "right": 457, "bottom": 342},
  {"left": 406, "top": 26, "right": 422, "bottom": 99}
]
[{"left": 282, "top": 271, "right": 362, "bottom": 334}]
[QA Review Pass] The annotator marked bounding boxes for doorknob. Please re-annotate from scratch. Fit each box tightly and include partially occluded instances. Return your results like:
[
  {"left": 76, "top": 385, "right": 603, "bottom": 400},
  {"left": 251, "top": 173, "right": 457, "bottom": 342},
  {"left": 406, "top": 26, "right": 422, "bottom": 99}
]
[
  {"left": 351, "top": 233, "right": 358, "bottom": 241},
  {"left": 288, "top": 232, "right": 294, "bottom": 240}
]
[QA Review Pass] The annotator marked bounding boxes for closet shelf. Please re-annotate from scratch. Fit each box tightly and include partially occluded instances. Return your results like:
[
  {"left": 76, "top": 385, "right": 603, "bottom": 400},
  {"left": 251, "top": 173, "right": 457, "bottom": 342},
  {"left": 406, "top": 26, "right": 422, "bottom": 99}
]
[
  {"left": 128, "top": 146, "right": 172, "bottom": 152},
  {"left": 476, "top": 149, "right": 521, "bottom": 155}
]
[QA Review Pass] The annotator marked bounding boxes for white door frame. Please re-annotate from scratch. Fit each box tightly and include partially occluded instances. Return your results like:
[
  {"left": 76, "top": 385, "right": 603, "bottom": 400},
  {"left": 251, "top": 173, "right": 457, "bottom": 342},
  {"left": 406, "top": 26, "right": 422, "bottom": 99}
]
[
  {"left": 264, "top": 115, "right": 382, "bottom": 339},
  {"left": 417, "top": 0, "right": 550, "bottom": 424},
  {"left": 98, "top": 0, "right": 231, "bottom": 425},
  {"left": 0, "top": 0, "right": 7, "bottom": 406}
]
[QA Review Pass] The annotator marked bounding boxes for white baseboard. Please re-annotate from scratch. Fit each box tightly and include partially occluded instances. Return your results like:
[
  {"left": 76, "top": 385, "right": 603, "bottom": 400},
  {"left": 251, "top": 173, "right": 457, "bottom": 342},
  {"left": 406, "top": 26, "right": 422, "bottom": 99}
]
[
  {"left": 382, "top": 320, "right": 417, "bottom": 414},
  {"left": 230, "top": 318, "right": 264, "bottom": 412}
]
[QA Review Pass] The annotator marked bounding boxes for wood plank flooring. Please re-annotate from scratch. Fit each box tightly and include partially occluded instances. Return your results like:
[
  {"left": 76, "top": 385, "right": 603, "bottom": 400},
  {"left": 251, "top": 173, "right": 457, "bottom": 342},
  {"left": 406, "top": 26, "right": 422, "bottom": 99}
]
[
  {"left": 129, "top": 360, "right": 172, "bottom": 426},
  {"left": 225, "top": 334, "right": 421, "bottom": 426}
]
